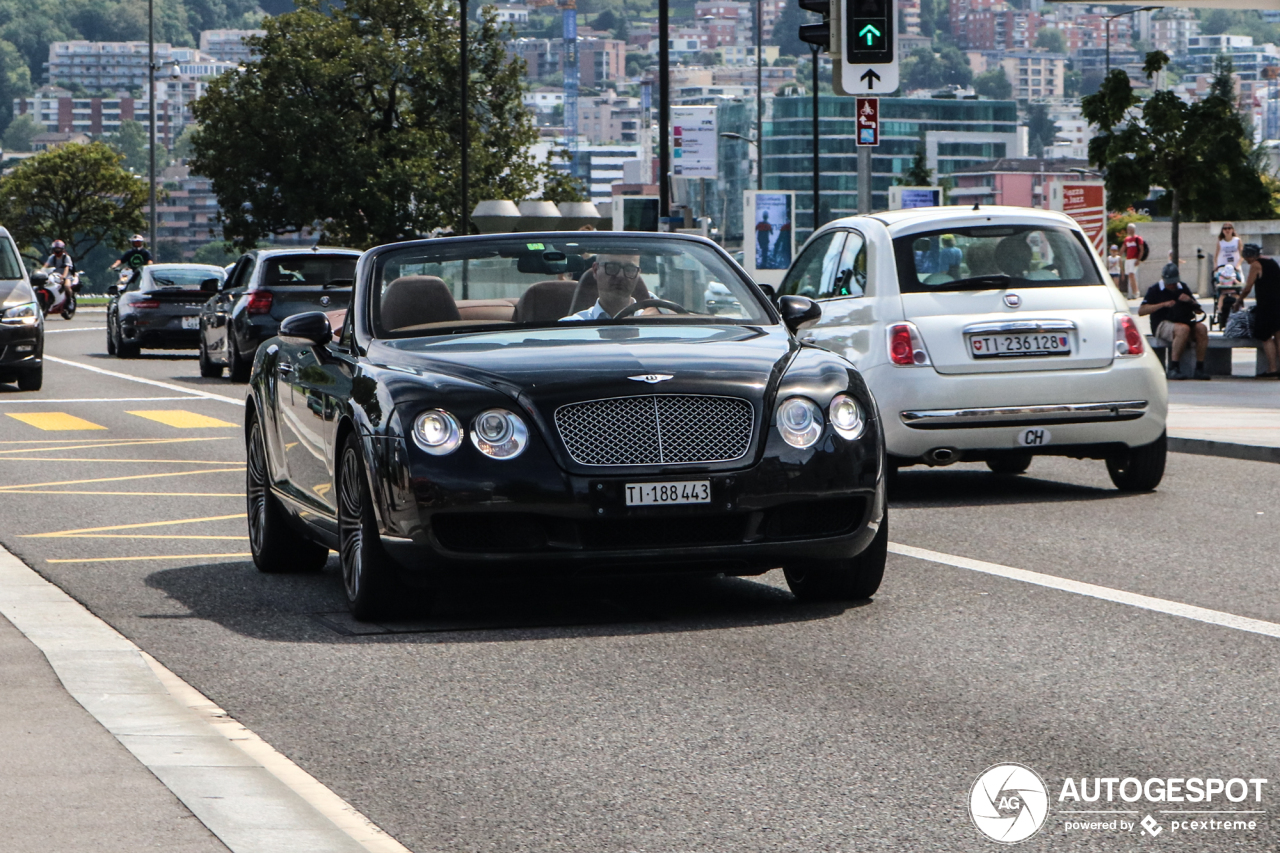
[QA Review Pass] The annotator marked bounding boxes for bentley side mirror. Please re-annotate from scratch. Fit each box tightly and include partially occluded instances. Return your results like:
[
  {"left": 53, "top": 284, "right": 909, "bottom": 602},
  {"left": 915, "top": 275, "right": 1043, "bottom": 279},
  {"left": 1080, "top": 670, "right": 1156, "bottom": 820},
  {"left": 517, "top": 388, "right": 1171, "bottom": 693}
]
[
  {"left": 778, "top": 295, "right": 821, "bottom": 333},
  {"left": 107, "top": 284, "right": 119, "bottom": 297},
  {"left": 280, "top": 311, "right": 333, "bottom": 346},
  {"left": 200, "top": 278, "right": 221, "bottom": 293}
]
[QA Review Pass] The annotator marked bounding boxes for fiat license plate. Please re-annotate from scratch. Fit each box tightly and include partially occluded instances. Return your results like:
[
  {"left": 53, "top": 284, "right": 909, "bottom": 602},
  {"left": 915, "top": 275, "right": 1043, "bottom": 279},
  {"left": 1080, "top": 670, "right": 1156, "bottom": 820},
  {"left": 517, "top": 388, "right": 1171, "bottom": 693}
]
[
  {"left": 968, "top": 332, "right": 1070, "bottom": 359},
  {"left": 625, "top": 480, "right": 711, "bottom": 506},
  {"left": 181, "top": 316, "right": 200, "bottom": 330}
]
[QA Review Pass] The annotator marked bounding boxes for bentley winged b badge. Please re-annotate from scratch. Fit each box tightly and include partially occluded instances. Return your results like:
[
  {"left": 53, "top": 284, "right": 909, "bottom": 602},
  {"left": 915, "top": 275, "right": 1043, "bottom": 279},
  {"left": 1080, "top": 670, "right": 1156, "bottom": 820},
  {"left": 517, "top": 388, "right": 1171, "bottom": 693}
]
[{"left": 628, "top": 374, "right": 674, "bottom": 384}]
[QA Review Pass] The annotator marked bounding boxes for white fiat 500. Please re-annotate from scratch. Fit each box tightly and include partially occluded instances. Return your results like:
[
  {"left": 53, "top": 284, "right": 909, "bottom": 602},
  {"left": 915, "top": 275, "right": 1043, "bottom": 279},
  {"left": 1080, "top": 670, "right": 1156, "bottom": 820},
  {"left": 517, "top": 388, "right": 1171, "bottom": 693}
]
[{"left": 777, "top": 206, "right": 1168, "bottom": 491}]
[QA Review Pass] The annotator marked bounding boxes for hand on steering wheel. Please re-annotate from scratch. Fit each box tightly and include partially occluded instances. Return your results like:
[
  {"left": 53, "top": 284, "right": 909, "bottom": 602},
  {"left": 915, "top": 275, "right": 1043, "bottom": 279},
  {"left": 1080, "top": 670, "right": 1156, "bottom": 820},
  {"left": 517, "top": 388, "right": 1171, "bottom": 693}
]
[{"left": 613, "top": 298, "right": 689, "bottom": 318}]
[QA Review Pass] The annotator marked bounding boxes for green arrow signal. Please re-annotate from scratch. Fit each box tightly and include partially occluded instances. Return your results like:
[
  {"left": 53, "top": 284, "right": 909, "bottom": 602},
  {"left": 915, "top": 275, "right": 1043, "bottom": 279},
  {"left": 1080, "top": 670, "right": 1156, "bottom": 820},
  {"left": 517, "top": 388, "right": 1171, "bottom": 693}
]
[{"left": 858, "top": 23, "right": 881, "bottom": 45}]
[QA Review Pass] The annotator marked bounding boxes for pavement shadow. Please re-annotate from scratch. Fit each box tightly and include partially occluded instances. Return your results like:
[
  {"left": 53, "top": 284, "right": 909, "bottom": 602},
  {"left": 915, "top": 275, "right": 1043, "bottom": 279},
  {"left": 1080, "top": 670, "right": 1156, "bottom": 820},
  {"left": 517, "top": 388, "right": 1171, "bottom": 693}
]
[
  {"left": 892, "top": 467, "right": 1128, "bottom": 508},
  {"left": 144, "top": 558, "right": 862, "bottom": 644}
]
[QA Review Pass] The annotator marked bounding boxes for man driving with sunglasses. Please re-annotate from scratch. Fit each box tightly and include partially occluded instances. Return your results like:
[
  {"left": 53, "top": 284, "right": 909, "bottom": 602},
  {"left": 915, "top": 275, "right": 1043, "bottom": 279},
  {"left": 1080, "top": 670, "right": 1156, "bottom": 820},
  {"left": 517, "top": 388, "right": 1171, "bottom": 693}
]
[{"left": 561, "top": 253, "right": 657, "bottom": 321}]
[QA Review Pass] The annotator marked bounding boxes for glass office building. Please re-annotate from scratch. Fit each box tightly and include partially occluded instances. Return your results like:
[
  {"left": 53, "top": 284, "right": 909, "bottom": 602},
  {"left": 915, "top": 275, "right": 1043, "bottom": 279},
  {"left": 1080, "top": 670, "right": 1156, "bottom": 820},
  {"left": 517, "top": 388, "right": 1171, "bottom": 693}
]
[{"left": 762, "top": 95, "right": 1021, "bottom": 239}]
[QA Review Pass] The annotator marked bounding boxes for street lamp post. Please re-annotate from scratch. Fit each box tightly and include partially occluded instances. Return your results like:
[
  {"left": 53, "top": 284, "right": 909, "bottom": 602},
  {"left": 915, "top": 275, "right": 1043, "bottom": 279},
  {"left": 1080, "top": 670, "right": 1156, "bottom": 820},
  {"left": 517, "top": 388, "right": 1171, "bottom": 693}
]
[
  {"left": 747, "top": 0, "right": 757, "bottom": 190},
  {"left": 810, "top": 44, "right": 820, "bottom": 232},
  {"left": 1105, "top": 7, "right": 1158, "bottom": 76},
  {"left": 148, "top": 0, "right": 157, "bottom": 251},
  {"left": 659, "top": 0, "right": 670, "bottom": 223},
  {"left": 460, "top": 0, "right": 470, "bottom": 235}
]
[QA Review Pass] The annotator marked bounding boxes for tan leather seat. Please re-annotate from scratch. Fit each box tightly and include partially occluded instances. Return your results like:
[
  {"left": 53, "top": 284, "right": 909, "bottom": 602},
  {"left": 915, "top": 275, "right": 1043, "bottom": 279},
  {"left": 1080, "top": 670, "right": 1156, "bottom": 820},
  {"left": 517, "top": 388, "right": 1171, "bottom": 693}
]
[
  {"left": 457, "top": 298, "right": 517, "bottom": 321},
  {"left": 380, "top": 276, "right": 460, "bottom": 330},
  {"left": 514, "top": 280, "right": 579, "bottom": 322},
  {"left": 568, "top": 268, "right": 650, "bottom": 314}
]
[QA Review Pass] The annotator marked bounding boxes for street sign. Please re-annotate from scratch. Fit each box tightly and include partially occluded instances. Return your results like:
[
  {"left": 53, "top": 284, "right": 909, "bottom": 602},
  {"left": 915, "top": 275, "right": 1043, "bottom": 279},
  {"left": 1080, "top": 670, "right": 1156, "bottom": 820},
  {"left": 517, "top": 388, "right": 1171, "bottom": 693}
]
[
  {"left": 743, "top": 190, "right": 796, "bottom": 286},
  {"left": 889, "top": 186, "right": 942, "bottom": 209},
  {"left": 856, "top": 97, "right": 879, "bottom": 146},
  {"left": 670, "top": 105, "right": 718, "bottom": 178},
  {"left": 834, "top": 0, "right": 899, "bottom": 95}
]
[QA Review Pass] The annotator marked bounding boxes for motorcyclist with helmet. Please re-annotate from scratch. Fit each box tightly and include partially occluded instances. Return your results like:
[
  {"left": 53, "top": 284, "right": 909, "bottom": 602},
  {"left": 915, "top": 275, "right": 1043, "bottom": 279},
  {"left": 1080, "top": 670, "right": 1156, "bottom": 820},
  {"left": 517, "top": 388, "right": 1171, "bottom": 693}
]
[
  {"left": 39, "top": 239, "right": 79, "bottom": 314},
  {"left": 109, "top": 234, "right": 153, "bottom": 287}
]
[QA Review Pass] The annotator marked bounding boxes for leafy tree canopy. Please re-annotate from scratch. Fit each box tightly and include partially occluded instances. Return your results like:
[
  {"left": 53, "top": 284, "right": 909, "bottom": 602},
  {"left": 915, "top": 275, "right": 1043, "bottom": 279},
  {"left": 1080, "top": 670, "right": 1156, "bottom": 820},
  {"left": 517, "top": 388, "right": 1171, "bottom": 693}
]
[
  {"left": 1035, "top": 26, "right": 1065, "bottom": 53},
  {"left": 901, "top": 46, "right": 972, "bottom": 91},
  {"left": 1083, "top": 51, "right": 1272, "bottom": 262},
  {"left": 3, "top": 114, "right": 39, "bottom": 152},
  {"left": 191, "top": 0, "right": 579, "bottom": 248},
  {"left": 0, "top": 141, "right": 148, "bottom": 264},
  {"left": 1024, "top": 102, "right": 1056, "bottom": 157},
  {"left": 973, "top": 66, "right": 1011, "bottom": 100},
  {"left": 106, "top": 119, "right": 170, "bottom": 174}
]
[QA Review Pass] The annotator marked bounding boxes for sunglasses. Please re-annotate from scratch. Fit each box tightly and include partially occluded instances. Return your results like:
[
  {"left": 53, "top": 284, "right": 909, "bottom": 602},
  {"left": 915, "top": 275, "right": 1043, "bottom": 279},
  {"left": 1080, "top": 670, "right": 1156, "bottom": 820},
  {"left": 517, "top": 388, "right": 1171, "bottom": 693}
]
[{"left": 602, "top": 262, "right": 640, "bottom": 278}]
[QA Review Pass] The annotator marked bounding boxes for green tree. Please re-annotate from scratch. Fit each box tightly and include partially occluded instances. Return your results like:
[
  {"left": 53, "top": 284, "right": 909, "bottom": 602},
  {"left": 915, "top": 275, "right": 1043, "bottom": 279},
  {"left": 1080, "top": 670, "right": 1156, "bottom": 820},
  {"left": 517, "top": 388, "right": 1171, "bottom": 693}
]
[
  {"left": 1035, "top": 26, "right": 1065, "bottom": 53},
  {"left": 902, "top": 46, "right": 971, "bottom": 90},
  {"left": 771, "top": 0, "right": 814, "bottom": 57},
  {"left": 173, "top": 123, "right": 198, "bottom": 160},
  {"left": 191, "top": 0, "right": 568, "bottom": 248},
  {"left": 973, "top": 66, "right": 1011, "bottom": 99},
  {"left": 0, "top": 141, "right": 148, "bottom": 265},
  {"left": 1083, "top": 51, "right": 1271, "bottom": 263},
  {"left": 1024, "top": 102, "right": 1056, "bottom": 157},
  {"left": 192, "top": 239, "right": 239, "bottom": 266},
  {"left": 106, "top": 119, "right": 165, "bottom": 173},
  {"left": 0, "top": 39, "right": 32, "bottom": 133},
  {"left": 896, "top": 140, "right": 933, "bottom": 186},
  {"left": 3, "top": 114, "right": 39, "bottom": 152}
]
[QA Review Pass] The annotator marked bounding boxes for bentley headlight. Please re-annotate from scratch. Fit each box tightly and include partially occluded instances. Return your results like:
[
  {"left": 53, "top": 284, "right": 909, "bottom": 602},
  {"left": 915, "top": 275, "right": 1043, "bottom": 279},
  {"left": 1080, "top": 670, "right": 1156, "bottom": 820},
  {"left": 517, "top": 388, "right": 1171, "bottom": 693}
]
[
  {"left": 776, "top": 396, "right": 823, "bottom": 449},
  {"left": 1, "top": 301, "right": 39, "bottom": 326},
  {"left": 470, "top": 408, "right": 528, "bottom": 459},
  {"left": 828, "top": 394, "right": 865, "bottom": 440},
  {"left": 412, "top": 409, "right": 462, "bottom": 455}
]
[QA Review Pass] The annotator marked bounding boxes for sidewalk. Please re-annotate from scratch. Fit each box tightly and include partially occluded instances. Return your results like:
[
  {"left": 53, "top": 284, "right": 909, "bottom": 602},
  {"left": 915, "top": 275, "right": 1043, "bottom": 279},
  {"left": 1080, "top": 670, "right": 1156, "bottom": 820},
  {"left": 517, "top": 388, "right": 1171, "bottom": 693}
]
[{"left": 1166, "top": 378, "right": 1280, "bottom": 464}]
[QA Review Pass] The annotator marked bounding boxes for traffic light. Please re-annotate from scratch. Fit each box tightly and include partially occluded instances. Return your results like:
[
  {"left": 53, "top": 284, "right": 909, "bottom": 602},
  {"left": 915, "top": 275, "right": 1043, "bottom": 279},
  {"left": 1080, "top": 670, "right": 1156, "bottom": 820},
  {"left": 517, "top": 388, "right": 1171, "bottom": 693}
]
[
  {"left": 798, "top": 0, "right": 832, "bottom": 52},
  {"left": 846, "top": 0, "right": 894, "bottom": 65}
]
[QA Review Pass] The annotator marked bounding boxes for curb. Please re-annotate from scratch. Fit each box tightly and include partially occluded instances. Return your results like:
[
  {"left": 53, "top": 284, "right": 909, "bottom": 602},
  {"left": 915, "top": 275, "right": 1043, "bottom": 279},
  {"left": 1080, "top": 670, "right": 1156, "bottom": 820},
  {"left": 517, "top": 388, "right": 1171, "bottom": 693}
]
[
  {"left": 0, "top": 544, "right": 412, "bottom": 853},
  {"left": 1169, "top": 436, "right": 1280, "bottom": 465}
]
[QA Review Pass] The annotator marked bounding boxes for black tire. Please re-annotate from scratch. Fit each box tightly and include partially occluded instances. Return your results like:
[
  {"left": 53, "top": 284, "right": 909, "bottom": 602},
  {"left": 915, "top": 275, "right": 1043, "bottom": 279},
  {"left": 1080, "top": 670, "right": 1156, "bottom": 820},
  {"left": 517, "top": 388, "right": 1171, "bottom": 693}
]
[
  {"left": 246, "top": 414, "right": 329, "bottom": 573},
  {"left": 113, "top": 319, "right": 140, "bottom": 358},
  {"left": 60, "top": 292, "right": 76, "bottom": 320},
  {"left": 16, "top": 365, "right": 42, "bottom": 392},
  {"left": 987, "top": 454, "right": 1032, "bottom": 475},
  {"left": 885, "top": 460, "right": 900, "bottom": 498},
  {"left": 106, "top": 314, "right": 117, "bottom": 355},
  {"left": 198, "top": 339, "right": 223, "bottom": 378},
  {"left": 228, "top": 333, "right": 251, "bottom": 382},
  {"left": 338, "top": 433, "right": 412, "bottom": 620},
  {"left": 1106, "top": 431, "right": 1168, "bottom": 492},
  {"left": 784, "top": 510, "right": 888, "bottom": 602}
]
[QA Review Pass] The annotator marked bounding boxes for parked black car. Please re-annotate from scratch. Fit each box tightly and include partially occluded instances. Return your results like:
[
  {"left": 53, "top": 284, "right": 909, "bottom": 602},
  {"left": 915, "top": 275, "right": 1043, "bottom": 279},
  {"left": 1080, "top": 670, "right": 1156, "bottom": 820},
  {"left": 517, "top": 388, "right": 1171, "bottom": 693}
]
[
  {"left": 0, "top": 226, "right": 43, "bottom": 391},
  {"left": 107, "top": 263, "right": 227, "bottom": 358},
  {"left": 245, "top": 233, "right": 887, "bottom": 620},
  {"left": 199, "top": 247, "right": 360, "bottom": 381}
]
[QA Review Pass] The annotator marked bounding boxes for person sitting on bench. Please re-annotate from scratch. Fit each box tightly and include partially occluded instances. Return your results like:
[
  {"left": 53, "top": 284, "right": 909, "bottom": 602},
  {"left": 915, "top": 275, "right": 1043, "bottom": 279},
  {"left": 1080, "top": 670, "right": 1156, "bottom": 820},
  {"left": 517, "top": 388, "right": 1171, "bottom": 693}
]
[{"left": 1140, "top": 262, "right": 1209, "bottom": 380}]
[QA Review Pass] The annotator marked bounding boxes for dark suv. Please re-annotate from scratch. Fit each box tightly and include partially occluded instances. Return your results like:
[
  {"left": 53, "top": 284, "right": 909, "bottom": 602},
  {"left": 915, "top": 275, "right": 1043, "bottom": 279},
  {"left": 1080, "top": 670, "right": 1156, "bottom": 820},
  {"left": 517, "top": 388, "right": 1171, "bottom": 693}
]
[
  {"left": 198, "top": 247, "right": 360, "bottom": 380},
  {"left": 0, "top": 226, "right": 42, "bottom": 391}
]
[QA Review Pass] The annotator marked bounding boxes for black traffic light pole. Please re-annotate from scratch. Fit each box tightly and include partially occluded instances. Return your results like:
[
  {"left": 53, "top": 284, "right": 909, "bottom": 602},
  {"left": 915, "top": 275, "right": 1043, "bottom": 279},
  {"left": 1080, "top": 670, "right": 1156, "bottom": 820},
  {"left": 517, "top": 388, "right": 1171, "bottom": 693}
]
[
  {"left": 798, "top": 0, "right": 829, "bottom": 233},
  {"left": 659, "top": 0, "right": 670, "bottom": 223}
]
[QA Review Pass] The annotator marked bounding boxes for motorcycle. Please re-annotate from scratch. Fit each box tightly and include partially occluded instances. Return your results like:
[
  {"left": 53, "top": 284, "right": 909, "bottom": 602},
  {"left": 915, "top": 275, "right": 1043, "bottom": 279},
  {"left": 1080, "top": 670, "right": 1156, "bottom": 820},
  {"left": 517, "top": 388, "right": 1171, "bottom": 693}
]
[{"left": 32, "top": 269, "right": 80, "bottom": 320}]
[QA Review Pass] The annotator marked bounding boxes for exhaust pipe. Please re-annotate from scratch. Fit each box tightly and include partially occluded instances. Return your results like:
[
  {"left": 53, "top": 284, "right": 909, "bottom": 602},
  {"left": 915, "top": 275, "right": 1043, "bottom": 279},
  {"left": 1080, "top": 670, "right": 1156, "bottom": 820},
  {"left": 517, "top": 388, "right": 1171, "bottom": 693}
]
[{"left": 925, "top": 447, "right": 959, "bottom": 466}]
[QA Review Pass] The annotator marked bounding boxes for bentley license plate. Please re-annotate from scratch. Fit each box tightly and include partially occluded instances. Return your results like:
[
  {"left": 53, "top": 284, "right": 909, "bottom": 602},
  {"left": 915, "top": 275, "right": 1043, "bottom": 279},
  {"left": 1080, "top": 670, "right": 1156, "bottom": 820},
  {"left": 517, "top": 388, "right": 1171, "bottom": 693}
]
[
  {"left": 182, "top": 316, "right": 200, "bottom": 330},
  {"left": 625, "top": 480, "right": 711, "bottom": 506},
  {"left": 968, "top": 332, "right": 1070, "bottom": 358}
]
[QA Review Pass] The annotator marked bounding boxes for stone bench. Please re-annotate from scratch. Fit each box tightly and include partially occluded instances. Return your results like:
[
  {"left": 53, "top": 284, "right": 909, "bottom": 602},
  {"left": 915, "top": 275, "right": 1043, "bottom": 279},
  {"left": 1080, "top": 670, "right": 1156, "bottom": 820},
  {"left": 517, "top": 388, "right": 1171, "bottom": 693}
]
[{"left": 1145, "top": 333, "right": 1268, "bottom": 376}]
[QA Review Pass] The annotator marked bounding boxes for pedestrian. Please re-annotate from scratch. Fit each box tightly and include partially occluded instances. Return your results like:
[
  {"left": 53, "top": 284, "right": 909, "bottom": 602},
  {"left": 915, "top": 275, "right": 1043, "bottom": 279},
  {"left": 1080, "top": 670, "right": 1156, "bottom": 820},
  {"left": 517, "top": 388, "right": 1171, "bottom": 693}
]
[
  {"left": 1140, "top": 261, "right": 1210, "bottom": 380},
  {"left": 1213, "top": 222, "right": 1244, "bottom": 322},
  {"left": 1107, "top": 244, "right": 1123, "bottom": 290},
  {"left": 1237, "top": 243, "right": 1280, "bottom": 378},
  {"left": 1122, "top": 223, "right": 1146, "bottom": 299},
  {"left": 1216, "top": 222, "right": 1243, "bottom": 273}
]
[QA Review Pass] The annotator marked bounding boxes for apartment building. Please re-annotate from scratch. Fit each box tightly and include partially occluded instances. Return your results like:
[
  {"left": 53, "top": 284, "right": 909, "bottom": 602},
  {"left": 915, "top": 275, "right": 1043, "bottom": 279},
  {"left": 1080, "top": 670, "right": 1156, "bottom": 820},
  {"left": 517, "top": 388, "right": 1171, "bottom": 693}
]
[
  {"left": 1151, "top": 11, "right": 1199, "bottom": 55},
  {"left": 988, "top": 51, "right": 1067, "bottom": 99},
  {"left": 14, "top": 85, "right": 192, "bottom": 147},
  {"left": 506, "top": 37, "right": 626, "bottom": 87},
  {"left": 951, "top": 0, "right": 1040, "bottom": 51},
  {"left": 197, "top": 29, "right": 264, "bottom": 65},
  {"left": 578, "top": 92, "right": 650, "bottom": 147},
  {"left": 46, "top": 41, "right": 237, "bottom": 91}
]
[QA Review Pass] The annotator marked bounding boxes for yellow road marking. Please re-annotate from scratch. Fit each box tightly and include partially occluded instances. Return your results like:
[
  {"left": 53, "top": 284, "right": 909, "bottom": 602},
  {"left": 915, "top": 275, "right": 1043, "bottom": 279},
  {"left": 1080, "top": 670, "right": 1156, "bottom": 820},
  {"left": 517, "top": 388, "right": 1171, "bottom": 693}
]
[
  {"left": 0, "top": 491, "right": 242, "bottom": 496},
  {"left": 23, "top": 513, "right": 242, "bottom": 537},
  {"left": 47, "top": 553, "right": 252, "bottom": 564},
  {"left": 128, "top": 410, "right": 238, "bottom": 429},
  {"left": 0, "top": 468, "right": 242, "bottom": 492},
  {"left": 39, "top": 534, "right": 248, "bottom": 540},
  {"left": 0, "top": 458, "right": 243, "bottom": 464},
  {"left": 0, "top": 437, "right": 235, "bottom": 454},
  {"left": 6, "top": 412, "right": 107, "bottom": 431}
]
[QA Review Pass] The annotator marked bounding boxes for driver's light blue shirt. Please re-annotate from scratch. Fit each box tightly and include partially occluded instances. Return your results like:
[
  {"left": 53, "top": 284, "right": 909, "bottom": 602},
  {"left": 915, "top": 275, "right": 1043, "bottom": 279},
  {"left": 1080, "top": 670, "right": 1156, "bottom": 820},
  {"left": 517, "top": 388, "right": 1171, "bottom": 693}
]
[{"left": 560, "top": 298, "right": 634, "bottom": 321}]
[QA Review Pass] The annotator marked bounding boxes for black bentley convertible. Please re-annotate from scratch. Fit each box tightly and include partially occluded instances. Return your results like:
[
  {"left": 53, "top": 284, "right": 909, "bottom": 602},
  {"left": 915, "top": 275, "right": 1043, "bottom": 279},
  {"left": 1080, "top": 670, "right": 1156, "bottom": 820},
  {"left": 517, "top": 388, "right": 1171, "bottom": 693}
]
[{"left": 245, "top": 233, "right": 886, "bottom": 619}]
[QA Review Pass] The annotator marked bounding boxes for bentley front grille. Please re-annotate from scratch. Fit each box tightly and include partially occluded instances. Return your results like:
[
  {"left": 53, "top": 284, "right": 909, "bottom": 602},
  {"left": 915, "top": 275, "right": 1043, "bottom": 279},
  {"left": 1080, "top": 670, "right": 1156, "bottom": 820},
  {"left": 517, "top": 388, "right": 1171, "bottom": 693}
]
[{"left": 554, "top": 395, "right": 754, "bottom": 466}]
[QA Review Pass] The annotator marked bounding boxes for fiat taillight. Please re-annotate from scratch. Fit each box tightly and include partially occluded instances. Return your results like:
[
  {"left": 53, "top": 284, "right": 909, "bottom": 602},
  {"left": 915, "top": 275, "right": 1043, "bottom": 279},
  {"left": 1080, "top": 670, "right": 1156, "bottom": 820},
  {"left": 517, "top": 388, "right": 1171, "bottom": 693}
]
[
  {"left": 1114, "top": 313, "right": 1143, "bottom": 357},
  {"left": 887, "top": 323, "right": 931, "bottom": 366}
]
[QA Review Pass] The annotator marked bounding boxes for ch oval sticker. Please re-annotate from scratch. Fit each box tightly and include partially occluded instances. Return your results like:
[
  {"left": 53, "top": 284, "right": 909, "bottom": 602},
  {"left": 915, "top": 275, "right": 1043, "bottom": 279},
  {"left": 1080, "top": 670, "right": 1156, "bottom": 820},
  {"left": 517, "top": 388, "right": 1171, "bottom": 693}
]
[{"left": 1016, "top": 428, "right": 1051, "bottom": 447}]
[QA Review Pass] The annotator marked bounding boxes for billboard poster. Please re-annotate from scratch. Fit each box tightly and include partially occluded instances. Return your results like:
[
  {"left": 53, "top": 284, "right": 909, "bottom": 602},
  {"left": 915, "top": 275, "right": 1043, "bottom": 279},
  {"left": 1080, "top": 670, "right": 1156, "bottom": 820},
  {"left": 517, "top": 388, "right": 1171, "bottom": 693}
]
[
  {"left": 743, "top": 190, "right": 796, "bottom": 286},
  {"left": 889, "top": 186, "right": 942, "bottom": 210},
  {"left": 1050, "top": 182, "right": 1107, "bottom": 254},
  {"left": 670, "top": 106, "right": 718, "bottom": 178}
]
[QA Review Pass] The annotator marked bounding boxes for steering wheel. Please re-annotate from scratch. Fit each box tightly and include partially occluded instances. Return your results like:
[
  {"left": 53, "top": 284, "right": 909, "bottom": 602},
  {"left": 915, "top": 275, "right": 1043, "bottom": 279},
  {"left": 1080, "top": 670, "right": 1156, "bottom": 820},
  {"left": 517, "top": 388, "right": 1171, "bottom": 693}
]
[{"left": 613, "top": 298, "right": 689, "bottom": 318}]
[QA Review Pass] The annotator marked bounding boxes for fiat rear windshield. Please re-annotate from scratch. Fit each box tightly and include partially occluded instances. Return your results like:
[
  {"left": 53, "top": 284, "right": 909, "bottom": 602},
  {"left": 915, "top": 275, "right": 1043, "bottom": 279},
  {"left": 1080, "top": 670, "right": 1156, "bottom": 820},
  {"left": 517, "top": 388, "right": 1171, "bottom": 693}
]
[
  {"left": 893, "top": 224, "right": 1105, "bottom": 292},
  {"left": 369, "top": 235, "right": 772, "bottom": 338}
]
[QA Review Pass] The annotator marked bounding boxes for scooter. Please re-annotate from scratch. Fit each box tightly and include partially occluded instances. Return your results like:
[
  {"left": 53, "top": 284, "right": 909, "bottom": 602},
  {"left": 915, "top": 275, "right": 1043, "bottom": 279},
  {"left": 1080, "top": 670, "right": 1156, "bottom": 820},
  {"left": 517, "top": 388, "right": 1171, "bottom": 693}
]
[{"left": 32, "top": 270, "right": 80, "bottom": 320}]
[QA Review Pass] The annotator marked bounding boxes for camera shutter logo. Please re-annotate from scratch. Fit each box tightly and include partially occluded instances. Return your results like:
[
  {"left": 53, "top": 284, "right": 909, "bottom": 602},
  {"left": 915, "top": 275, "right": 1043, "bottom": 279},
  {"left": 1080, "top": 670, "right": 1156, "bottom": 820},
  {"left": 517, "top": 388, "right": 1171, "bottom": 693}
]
[{"left": 969, "top": 763, "right": 1049, "bottom": 844}]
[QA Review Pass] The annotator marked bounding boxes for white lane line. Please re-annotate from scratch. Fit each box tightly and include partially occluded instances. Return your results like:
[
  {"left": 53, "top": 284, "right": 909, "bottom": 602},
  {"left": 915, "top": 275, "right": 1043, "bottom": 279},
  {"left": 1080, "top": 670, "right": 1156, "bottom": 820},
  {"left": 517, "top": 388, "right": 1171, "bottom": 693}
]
[
  {"left": 889, "top": 543, "right": 1280, "bottom": 640},
  {"left": 0, "top": 396, "right": 198, "bottom": 404},
  {"left": 0, "top": 543, "right": 410, "bottom": 853},
  {"left": 43, "top": 355, "right": 244, "bottom": 407},
  {"left": 44, "top": 327, "right": 107, "bottom": 333}
]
